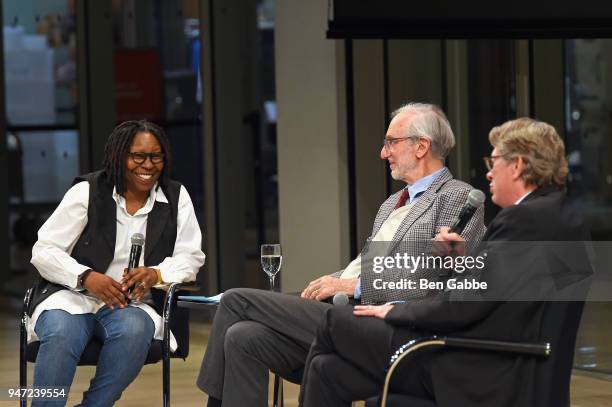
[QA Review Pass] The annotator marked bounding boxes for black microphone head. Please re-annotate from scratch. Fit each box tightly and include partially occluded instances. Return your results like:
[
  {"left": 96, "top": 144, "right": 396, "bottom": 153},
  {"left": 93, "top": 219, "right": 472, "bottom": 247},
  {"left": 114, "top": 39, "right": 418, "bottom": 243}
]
[
  {"left": 332, "top": 293, "right": 349, "bottom": 306},
  {"left": 131, "top": 233, "right": 145, "bottom": 246},
  {"left": 467, "top": 189, "right": 486, "bottom": 208}
]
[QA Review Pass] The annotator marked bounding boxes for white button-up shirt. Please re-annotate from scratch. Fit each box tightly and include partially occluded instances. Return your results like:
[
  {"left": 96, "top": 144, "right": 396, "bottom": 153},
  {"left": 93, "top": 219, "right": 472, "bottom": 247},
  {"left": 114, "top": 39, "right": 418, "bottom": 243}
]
[{"left": 29, "top": 181, "right": 206, "bottom": 351}]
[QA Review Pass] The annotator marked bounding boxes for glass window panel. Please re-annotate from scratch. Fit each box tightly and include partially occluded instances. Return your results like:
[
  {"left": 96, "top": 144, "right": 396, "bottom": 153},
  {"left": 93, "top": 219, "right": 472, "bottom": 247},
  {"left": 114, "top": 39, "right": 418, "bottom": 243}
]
[
  {"left": 565, "top": 38, "right": 612, "bottom": 374},
  {"left": 16, "top": 130, "right": 80, "bottom": 203},
  {"left": 2, "top": 0, "right": 77, "bottom": 126},
  {"left": 112, "top": 0, "right": 201, "bottom": 123},
  {"left": 565, "top": 39, "right": 612, "bottom": 220}
]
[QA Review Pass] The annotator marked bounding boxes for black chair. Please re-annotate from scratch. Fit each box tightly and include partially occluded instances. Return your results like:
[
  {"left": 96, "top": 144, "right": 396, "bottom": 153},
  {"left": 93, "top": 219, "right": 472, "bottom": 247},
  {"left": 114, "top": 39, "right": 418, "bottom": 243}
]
[
  {"left": 271, "top": 337, "right": 552, "bottom": 407},
  {"left": 365, "top": 301, "right": 586, "bottom": 407},
  {"left": 364, "top": 336, "right": 550, "bottom": 407},
  {"left": 20, "top": 282, "right": 197, "bottom": 407}
]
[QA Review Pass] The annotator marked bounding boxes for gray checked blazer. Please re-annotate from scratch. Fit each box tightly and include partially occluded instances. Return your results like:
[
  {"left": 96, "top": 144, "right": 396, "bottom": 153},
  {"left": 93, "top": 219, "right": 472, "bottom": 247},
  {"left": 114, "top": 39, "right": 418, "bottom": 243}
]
[{"left": 338, "top": 168, "right": 486, "bottom": 304}]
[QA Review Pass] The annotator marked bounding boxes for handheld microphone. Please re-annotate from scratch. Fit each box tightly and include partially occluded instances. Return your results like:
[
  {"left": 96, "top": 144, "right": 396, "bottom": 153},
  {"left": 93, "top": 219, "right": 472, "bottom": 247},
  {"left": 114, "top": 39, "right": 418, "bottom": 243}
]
[
  {"left": 332, "top": 293, "right": 349, "bottom": 306},
  {"left": 127, "top": 233, "right": 145, "bottom": 295},
  {"left": 449, "top": 189, "right": 485, "bottom": 234}
]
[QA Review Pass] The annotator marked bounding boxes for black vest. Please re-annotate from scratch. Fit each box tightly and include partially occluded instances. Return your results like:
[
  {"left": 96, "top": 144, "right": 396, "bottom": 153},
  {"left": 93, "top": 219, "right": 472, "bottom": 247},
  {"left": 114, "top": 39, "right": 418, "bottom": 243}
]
[
  {"left": 28, "top": 170, "right": 190, "bottom": 357},
  {"left": 70, "top": 170, "right": 180, "bottom": 274}
]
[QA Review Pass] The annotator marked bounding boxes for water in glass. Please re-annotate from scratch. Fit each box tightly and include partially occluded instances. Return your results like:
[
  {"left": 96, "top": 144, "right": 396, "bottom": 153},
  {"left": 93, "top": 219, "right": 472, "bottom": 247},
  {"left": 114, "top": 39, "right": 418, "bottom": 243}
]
[{"left": 261, "top": 244, "right": 282, "bottom": 290}]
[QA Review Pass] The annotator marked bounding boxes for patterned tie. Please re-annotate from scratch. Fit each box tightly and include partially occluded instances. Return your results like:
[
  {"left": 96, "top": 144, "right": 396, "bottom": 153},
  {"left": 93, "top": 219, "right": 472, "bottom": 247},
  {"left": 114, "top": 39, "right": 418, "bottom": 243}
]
[{"left": 394, "top": 189, "right": 410, "bottom": 209}]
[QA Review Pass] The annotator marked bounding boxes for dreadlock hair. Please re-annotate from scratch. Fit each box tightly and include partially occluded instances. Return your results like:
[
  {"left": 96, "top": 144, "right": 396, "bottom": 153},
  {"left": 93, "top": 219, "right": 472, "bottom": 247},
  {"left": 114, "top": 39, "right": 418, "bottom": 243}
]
[{"left": 102, "top": 120, "right": 172, "bottom": 194}]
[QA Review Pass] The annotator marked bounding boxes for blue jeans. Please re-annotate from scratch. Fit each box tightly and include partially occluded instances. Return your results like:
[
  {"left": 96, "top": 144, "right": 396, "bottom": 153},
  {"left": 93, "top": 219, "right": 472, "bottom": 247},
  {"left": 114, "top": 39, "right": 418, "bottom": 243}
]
[{"left": 32, "top": 306, "right": 155, "bottom": 407}]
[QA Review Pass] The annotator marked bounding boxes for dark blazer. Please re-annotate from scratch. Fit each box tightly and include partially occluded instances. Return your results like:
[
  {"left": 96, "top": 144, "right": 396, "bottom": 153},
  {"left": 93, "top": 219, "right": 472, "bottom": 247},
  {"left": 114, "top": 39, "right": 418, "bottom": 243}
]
[{"left": 385, "top": 185, "right": 592, "bottom": 407}]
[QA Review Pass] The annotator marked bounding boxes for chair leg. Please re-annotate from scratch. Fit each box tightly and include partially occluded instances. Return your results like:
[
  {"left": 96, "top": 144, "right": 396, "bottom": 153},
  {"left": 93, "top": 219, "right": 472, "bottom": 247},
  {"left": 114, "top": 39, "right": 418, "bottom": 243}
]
[
  {"left": 162, "top": 284, "right": 177, "bottom": 407},
  {"left": 21, "top": 288, "right": 33, "bottom": 407},
  {"left": 272, "top": 374, "right": 284, "bottom": 407},
  {"left": 19, "top": 361, "right": 26, "bottom": 407},
  {"left": 20, "top": 309, "right": 27, "bottom": 407},
  {"left": 273, "top": 374, "right": 279, "bottom": 407},
  {"left": 163, "top": 356, "right": 170, "bottom": 407}
]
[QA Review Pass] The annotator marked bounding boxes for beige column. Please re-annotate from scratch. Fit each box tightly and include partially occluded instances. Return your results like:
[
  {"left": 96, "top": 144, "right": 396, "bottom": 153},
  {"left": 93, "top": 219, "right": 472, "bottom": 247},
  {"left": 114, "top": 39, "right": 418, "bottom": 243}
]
[{"left": 275, "top": 0, "right": 349, "bottom": 292}]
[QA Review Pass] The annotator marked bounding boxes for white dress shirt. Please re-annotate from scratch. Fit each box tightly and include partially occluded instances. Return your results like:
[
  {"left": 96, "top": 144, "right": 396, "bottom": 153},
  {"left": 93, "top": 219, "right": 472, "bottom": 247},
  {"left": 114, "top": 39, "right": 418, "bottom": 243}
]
[{"left": 29, "top": 181, "right": 206, "bottom": 351}]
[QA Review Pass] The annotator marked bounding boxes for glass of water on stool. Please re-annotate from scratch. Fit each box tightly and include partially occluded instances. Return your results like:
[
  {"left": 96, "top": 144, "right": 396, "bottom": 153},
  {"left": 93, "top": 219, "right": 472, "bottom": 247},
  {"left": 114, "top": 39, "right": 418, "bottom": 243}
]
[{"left": 261, "top": 244, "right": 282, "bottom": 290}]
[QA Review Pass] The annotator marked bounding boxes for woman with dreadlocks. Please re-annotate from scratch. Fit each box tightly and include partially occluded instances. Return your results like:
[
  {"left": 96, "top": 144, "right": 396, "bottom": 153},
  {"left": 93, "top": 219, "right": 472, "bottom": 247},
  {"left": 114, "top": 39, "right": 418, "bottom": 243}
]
[{"left": 27, "top": 120, "right": 205, "bottom": 406}]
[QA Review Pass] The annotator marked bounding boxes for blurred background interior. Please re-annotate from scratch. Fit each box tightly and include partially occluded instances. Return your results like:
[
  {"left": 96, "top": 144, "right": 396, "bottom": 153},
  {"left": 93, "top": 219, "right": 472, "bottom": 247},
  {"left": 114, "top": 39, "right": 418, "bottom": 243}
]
[{"left": 0, "top": 0, "right": 611, "bottom": 402}]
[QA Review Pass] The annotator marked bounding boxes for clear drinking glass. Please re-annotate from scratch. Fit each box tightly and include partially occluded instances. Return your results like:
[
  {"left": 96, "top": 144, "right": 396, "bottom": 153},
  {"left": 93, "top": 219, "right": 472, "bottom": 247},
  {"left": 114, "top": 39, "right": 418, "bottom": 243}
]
[{"left": 261, "top": 244, "right": 282, "bottom": 290}]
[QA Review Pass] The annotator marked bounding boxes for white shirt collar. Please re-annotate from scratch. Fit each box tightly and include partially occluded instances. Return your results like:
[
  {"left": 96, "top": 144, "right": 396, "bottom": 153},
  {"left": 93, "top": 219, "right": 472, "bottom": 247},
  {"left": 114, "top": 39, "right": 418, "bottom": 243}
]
[
  {"left": 112, "top": 183, "right": 168, "bottom": 216},
  {"left": 514, "top": 190, "right": 532, "bottom": 205}
]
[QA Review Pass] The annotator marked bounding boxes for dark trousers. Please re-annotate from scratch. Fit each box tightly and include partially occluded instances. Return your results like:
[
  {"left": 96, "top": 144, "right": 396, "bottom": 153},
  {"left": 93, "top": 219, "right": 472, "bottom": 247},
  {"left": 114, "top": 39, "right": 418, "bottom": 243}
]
[
  {"left": 299, "top": 306, "right": 433, "bottom": 407},
  {"left": 196, "top": 288, "right": 331, "bottom": 407}
]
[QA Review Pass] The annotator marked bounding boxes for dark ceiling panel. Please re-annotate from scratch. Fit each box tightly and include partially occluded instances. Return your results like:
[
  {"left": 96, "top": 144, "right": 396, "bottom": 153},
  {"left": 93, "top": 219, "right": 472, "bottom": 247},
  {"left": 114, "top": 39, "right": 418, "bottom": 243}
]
[{"left": 328, "top": 0, "right": 612, "bottom": 38}]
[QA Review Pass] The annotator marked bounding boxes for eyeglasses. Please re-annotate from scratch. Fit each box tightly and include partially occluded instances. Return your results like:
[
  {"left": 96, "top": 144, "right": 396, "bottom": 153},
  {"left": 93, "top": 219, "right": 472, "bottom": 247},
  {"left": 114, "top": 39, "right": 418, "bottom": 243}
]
[
  {"left": 128, "top": 152, "right": 165, "bottom": 165},
  {"left": 382, "top": 136, "right": 417, "bottom": 152},
  {"left": 483, "top": 154, "right": 511, "bottom": 171}
]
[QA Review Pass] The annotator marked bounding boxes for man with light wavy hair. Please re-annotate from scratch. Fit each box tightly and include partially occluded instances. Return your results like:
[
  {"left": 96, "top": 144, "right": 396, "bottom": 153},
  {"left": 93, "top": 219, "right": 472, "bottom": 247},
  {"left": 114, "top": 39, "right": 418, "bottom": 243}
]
[{"left": 485, "top": 117, "right": 568, "bottom": 208}]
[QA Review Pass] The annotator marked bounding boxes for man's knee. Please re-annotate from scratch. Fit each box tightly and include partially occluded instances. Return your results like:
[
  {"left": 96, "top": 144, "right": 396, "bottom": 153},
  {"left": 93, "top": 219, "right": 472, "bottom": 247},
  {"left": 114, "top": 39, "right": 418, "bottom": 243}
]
[
  {"left": 308, "top": 354, "right": 332, "bottom": 381},
  {"left": 220, "top": 287, "right": 258, "bottom": 308},
  {"left": 224, "top": 320, "right": 279, "bottom": 361}
]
